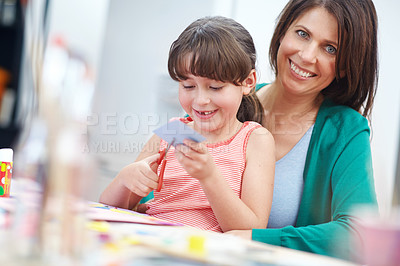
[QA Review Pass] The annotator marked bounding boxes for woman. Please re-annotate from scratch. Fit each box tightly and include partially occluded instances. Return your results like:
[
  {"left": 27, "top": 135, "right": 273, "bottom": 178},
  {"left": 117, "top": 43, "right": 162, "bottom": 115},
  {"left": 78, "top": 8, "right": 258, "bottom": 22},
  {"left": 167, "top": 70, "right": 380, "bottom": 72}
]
[{"left": 228, "top": 0, "right": 378, "bottom": 262}]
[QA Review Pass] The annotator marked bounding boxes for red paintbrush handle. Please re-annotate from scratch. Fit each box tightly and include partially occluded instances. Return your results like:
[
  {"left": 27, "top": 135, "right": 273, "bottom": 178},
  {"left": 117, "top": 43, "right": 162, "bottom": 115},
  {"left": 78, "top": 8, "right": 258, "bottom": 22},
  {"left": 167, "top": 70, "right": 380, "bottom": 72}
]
[
  {"left": 157, "top": 148, "right": 166, "bottom": 165},
  {"left": 156, "top": 159, "right": 167, "bottom": 192}
]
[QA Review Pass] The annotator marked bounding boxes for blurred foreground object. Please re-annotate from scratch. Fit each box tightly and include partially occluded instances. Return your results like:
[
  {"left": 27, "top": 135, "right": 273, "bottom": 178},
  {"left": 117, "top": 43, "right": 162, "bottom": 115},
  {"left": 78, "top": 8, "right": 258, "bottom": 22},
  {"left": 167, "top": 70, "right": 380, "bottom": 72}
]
[
  {"left": 4, "top": 0, "right": 96, "bottom": 263},
  {"left": 353, "top": 206, "right": 400, "bottom": 266},
  {"left": 0, "top": 148, "right": 13, "bottom": 197},
  {"left": 0, "top": 0, "right": 23, "bottom": 147},
  {"left": 38, "top": 34, "right": 95, "bottom": 264}
]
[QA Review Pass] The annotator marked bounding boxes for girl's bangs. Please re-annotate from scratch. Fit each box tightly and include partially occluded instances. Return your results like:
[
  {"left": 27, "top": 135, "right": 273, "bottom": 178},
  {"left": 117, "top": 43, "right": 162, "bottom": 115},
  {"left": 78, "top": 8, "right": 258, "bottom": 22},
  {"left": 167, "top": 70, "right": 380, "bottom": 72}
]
[{"left": 170, "top": 40, "right": 250, "bottom": 85}]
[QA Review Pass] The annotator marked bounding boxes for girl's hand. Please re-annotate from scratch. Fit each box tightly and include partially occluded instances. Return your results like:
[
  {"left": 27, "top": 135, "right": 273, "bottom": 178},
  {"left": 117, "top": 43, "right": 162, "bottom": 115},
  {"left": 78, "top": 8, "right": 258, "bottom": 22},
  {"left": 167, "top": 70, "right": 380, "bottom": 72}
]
[
  {"left": 174, "top": 139, "right": 218, "bottom": 182},
  {"left": 135, "top": 203, "right": 150, "bottom": 213},
  {"left": 117, "top": 153, "right": 160, "bottom": 197},
  {"left": 99, "top": 134, "right": 161, "bottom": 210}
]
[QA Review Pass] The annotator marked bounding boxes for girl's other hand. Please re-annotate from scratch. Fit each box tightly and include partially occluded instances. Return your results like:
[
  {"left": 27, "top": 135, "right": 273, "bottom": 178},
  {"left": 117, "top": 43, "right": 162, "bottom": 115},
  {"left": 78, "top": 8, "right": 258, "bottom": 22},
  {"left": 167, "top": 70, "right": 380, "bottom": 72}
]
[
  {"left": 174, "top": 139, "right": 218, "bottom": 182},
  {"left": 117, "top": 153, "right": 160, "bottom": 197},
  {"left": 135, "top": 203, "right": 149, "bottom": 213}
]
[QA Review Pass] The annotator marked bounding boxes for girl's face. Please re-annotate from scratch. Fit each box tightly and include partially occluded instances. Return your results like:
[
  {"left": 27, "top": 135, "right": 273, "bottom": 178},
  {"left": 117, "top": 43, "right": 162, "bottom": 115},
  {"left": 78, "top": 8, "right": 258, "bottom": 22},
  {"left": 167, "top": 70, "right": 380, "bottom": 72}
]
[
  {"left": 178, "top": 74, "right": 253, "bottom": 137},
  {"left": 276, "top": 7, "right": 340, "bottom": 99}
]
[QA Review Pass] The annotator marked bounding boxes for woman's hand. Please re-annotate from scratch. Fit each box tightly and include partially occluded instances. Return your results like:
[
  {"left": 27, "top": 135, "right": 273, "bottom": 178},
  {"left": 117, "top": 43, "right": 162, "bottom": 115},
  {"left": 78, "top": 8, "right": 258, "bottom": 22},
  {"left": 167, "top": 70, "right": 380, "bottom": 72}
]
[
  {"left": 115, "top": 153, "right": 160, "bottom": 197},
  {"left": 225, "top": 230, "right": 252, "bottom": 240},
  {"left": 174, "top": 139, "right": 218, "bottom": 182}
]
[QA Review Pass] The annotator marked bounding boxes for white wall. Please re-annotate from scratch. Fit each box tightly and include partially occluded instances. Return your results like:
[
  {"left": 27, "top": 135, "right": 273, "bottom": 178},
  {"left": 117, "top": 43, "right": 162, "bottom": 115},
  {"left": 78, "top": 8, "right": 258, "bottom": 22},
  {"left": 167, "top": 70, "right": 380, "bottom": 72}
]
[
  {"left": 43, "top": 0, "right": 109, "bottom": 201},
  {"left": 46, "top": 0, "right": 109, "bottom": 73},
  {"left": 46, "top": 0, "right": 400, "bottom": 207},
  {"left": 370, "top": 0, "right": 400, "bottom": 214}
]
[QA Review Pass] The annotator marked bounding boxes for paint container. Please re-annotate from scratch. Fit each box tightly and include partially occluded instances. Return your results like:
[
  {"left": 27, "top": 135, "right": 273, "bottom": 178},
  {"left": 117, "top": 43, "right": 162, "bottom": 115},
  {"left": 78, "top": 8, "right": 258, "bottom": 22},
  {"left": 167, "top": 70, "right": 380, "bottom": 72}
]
[{"left": 0, "top": 148, "right": 13, "bottom": 197}]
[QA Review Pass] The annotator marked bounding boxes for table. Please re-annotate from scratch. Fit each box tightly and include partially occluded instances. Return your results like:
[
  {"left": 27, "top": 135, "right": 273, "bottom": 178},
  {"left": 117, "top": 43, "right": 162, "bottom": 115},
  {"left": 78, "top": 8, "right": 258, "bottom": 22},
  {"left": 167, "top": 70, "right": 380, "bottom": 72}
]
[{"left": 0, "top": 191, "right": 357, "bottom": 266}]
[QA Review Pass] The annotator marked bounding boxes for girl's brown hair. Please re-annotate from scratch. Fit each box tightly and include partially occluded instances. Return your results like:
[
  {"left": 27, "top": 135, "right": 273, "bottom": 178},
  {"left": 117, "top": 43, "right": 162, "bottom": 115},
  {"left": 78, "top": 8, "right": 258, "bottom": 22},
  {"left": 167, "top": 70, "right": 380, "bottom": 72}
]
[
  {"left": 168, "top": 16, "right": 264, "bottom": 124},
  {"left": 269, "top": 0, "right": 378, "bottom": 118}
]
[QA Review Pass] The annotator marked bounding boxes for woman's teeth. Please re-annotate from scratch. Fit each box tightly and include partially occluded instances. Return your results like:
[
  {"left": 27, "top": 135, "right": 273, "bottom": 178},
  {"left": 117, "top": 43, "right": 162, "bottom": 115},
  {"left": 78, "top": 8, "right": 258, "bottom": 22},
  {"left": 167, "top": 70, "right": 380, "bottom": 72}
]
[{"left": 291, "top": 62, "right": 313, "bottom": 78}]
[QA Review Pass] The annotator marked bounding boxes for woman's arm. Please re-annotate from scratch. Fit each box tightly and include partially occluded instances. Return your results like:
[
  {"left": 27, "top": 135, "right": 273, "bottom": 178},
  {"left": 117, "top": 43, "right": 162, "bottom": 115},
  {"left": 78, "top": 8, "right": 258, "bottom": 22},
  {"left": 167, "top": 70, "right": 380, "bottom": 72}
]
[
  {"left": 176, "top": 127, "right": 275, "bottom": 232},
  {"left": 99, "top": 134, "right": 161, "bottom": 210},
  {"left": 251, "top": 126, "right": 377, "bottom": 261}
]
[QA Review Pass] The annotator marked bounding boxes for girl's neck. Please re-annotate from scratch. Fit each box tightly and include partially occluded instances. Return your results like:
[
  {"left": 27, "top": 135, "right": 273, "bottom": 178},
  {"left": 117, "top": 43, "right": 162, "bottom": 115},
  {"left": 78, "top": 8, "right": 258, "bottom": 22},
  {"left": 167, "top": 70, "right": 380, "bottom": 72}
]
[{"left": 193, "top": 119, "right": 243, "bottom": 144}]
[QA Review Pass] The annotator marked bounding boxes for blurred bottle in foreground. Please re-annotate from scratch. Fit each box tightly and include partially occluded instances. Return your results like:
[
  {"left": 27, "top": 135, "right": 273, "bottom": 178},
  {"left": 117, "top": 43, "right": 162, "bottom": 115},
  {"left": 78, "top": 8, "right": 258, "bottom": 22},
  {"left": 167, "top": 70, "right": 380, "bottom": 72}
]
[
  {"left": 1, "top": 0, "right": 97, "bottom": 264},
  {"left": 37, "top": 34, "right": 96, "bottom": 264},
  {"left": 8, "top": 34, "right": 96, "bottom": 266},
  {"left": 352, "top": 205, "right": 400, "bottom": 266}
]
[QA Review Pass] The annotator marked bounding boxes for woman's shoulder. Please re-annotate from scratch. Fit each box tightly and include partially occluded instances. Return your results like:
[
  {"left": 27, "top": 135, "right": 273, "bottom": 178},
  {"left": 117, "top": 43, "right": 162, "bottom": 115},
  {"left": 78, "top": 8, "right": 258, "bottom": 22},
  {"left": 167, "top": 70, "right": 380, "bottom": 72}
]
[
  {"left": 309, "top": 99, "right": 372, "bottom": 167},
  {"left": 316, "top": 98, "right": 370, "bottom": 137},
  {"left": 319, "top": 99, "right": 368, "bottom": 123},
  {"left": 255, "top": 83, "right": 270, "bottom": 92}
]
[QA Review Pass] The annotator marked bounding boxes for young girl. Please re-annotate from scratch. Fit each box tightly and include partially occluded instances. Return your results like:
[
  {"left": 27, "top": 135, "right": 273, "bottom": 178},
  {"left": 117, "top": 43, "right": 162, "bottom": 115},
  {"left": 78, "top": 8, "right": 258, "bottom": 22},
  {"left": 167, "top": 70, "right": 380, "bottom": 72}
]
[{"left": 99, "top": 16, "right": 275, "bottom": 233}]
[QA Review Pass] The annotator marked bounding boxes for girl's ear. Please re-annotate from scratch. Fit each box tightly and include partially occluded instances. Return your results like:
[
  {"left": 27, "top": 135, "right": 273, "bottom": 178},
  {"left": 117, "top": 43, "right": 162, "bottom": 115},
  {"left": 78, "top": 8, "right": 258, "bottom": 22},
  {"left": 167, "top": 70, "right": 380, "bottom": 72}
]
[{"left": 242, "top": 69, "right": 256, "bottom": 95}]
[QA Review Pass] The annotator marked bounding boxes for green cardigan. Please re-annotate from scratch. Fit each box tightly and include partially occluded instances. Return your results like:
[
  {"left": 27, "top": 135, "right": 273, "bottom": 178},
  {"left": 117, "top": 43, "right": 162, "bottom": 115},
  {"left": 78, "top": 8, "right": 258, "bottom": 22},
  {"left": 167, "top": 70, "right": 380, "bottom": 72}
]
[{"left": 252, "top": 96, "right": 378, "bottom": 261}]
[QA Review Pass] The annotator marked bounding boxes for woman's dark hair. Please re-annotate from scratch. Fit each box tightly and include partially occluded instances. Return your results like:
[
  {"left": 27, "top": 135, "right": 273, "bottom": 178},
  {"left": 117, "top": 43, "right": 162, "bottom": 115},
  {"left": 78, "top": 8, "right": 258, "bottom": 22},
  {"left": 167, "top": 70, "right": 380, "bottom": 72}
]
[
  {"left": 168, "top": 16, "right": 264, "bottom": 124},
  {"left": 269, "top": 0, "right": 378, "bottom": 118}
]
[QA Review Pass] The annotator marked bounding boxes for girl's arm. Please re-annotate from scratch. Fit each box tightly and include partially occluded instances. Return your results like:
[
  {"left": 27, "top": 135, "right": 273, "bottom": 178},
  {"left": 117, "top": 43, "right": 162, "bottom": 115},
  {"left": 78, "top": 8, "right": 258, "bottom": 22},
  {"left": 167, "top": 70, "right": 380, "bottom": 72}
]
[
  {"left": 176, "top": 127, "right": 275, "bottom": 232},
  {"left": 99, "top": 134, "right": 161, "bottom": 210}
]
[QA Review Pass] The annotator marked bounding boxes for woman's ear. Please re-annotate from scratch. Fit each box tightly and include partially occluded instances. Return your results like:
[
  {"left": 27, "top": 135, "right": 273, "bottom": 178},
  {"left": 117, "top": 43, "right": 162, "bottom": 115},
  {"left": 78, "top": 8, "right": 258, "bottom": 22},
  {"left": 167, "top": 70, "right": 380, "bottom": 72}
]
[{"left": 242, "top": 69, "right": 256, "bottom": 95}]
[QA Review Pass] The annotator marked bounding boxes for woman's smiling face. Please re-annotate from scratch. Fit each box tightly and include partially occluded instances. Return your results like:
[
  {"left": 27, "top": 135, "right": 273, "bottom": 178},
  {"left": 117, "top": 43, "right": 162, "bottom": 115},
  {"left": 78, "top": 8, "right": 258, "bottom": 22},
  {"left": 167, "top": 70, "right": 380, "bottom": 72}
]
[{"left": 276, "top": 7, "right": 339, "bottom": 98}]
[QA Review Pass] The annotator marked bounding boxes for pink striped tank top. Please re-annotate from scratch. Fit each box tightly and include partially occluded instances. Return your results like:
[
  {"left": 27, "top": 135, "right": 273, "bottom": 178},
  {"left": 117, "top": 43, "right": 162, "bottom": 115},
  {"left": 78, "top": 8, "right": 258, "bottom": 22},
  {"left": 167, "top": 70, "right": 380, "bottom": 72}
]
[{"left": 146, "top": 118, "right": 261, "bottom": 232}]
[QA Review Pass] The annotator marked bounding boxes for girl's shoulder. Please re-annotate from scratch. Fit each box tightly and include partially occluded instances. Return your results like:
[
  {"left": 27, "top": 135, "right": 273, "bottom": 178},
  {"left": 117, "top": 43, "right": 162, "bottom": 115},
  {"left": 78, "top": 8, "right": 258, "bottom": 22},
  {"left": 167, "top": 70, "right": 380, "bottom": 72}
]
[
  {"left": 234, "top": 121, "right": 267, "bottom": 140},
  {"left": 244, "top": 122, "right": 274, "bottom": 150},
  {"left": 245, "top": 124, "right": 275, "bottom": 162},
  {"left": 243, "top": 120, "right": 262, "bottom": 129}
]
